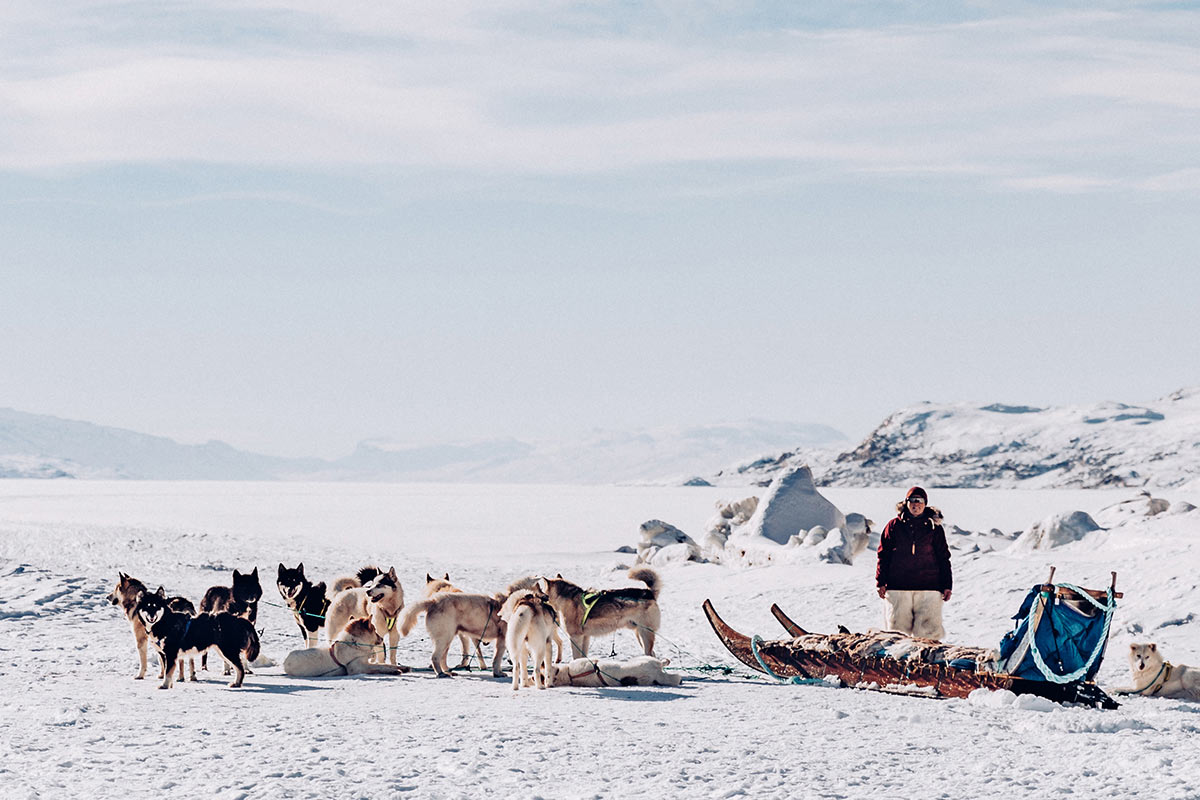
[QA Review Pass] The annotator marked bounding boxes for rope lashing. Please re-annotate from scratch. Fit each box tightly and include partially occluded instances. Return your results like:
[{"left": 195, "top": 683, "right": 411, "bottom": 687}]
[{"left": 1024, "top": 583, "right": 1116, "bottom": 685}]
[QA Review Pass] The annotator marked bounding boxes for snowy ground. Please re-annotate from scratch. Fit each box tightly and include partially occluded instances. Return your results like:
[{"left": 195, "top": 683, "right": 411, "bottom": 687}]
[{"left": 2, "top": 480, "right": 1199, "bottom": 799}]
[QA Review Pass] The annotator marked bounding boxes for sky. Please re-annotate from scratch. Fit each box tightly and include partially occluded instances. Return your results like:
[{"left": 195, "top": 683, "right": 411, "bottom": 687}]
[{"left": 2, "top": 1, "right": 1199, "bottom": 459}]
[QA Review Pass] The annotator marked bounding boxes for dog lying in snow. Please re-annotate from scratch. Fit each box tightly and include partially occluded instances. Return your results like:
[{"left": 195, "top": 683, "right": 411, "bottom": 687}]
[
  {"left": 1118, "top": 643, "right": 1200, "bottom": 700},
  {"left": 500, "top": 589, "right": 558, "bottom": 691},
  {"left": 549, "top": 656, "right": 681, "bottom": 688},
  {"left": 284, "top": 618, "right": 409, "bottom": 677}
]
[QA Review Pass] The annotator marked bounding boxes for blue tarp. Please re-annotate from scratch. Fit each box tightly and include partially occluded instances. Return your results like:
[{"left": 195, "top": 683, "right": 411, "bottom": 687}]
[{"left": 998, "top": 584, "right": 1115, "bottom": 682}]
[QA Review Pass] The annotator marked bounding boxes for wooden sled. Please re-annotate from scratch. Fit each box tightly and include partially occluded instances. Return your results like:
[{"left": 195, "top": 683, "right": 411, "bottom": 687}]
[{"left": 703, "top": 599, "right": 1118, "bottom": 709}]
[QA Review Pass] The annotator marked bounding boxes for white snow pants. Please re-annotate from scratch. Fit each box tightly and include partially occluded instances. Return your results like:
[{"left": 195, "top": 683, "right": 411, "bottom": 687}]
[{"left": 883, "top": 590, "right": 945, "bottom": 641}]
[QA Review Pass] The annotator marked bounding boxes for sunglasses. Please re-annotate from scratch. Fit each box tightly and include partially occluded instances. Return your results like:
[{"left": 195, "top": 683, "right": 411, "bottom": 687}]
[{"left": 906, "top": 497, "right": 926, "bottom": 505}]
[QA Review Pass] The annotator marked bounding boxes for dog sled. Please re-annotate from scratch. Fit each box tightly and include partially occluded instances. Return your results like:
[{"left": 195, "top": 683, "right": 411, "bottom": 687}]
[{"left": 704, "top": 568, "right": 1121, "bottom": 709}]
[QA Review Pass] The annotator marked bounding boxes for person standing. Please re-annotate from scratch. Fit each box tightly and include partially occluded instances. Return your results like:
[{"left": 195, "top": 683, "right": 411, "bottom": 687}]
[{"left": 875, "top": 486, "right": 952, "bottom": 640}]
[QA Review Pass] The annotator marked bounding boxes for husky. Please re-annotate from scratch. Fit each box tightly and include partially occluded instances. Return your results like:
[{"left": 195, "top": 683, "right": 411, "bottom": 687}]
[
  {"left": 400, "top": 591, "right": 507, "bottom": 677},
  {"left": 106, "top": 573, "right": 196, "bottom": 680},
  {"left": 549, "top": 656, "right": 681, "bottom": 687},
  {"left": 500, "top": 589, "right": 558, "bottom": 691},
  {"left": 424, "top": 573, "right": 488, "bottom": 670},
  {"left": 284, "top": 617, "right": 410, "bottom": 677},
  {"left": 137, "top": 587, "right": 260, "bottom": 689},
  {"left": 324, "top": 566, "right": 405, "bottom": 665},
  {"left": 1119, "top": 643, "right": 1200, "bottom": 700},
  {"left": 199, "top": 567, "right": 263, "bottom": 674},
  {"left": 540, "top": 567, "right": 661, "bottom": 658},
  {"left": 276, "top": 563, "right": 330, "bottom": 647}
]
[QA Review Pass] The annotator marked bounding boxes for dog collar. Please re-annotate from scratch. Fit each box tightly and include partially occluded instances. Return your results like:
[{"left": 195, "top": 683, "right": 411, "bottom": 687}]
[{"left": 328, "top": 643, "right": 346, "bottom": 670}]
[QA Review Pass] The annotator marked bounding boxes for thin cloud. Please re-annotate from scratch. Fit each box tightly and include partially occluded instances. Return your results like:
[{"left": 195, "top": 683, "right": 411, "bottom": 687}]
[{"left": 0, "top": 3, "right": 1197, "bottom": 193}]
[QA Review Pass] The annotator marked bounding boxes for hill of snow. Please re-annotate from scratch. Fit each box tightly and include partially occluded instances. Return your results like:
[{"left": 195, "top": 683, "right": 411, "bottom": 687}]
[
  {"left": 719, "top": 388, "right": 1200, "bottom": 490},
  {"left": 0, "top": 408, "right": 844, "bottom": 484}
]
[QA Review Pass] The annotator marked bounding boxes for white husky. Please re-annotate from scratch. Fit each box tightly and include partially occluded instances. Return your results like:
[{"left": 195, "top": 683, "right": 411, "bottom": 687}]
[
  {"left": 1119, "top": 642, "right": 1200, "bottom": 700},
  {"left": 500, "top": 590, "right": 557, "bottom": 691},
  {"left": 324, "top": 567, "right": 405, "bottom": 665},
  {"left": 549, "top": 656, "right": 681, "bottom": 688},
  {"left": 284, "top": 618, "right": 409, "bottom": 677}
]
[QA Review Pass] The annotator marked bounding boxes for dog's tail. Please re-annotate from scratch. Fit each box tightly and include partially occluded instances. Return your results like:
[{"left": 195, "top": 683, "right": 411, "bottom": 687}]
[
  {"left": 244, "top": 623, "right": 261, "bottom": 664},
  {"left": 400, "top": 598, "right": 434, "bottom": 636},
  {"left": 628, "top": 567, "right": 660, "bottom": 598},
  {"left": 356, "top": 565, "right": 382, "bottom": 585}
]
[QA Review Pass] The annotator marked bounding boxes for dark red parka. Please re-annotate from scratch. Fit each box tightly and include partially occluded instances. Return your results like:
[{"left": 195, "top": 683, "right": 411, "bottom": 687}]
[{"left": 875, "top": 507, "right": 952, "bottom": 592}]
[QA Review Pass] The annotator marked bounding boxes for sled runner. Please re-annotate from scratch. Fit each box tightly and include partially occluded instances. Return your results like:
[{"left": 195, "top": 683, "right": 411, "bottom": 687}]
[{"left": 704, "top": 569, "right": 1120, "bottom": 709}]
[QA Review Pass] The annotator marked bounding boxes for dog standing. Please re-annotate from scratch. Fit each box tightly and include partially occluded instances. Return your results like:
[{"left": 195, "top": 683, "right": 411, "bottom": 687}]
[
  {"left": 400, "top": 591, "right": 507, "bottom": 677},
  {"left": 540, "top": 567, "right": 661, "bottom": 658},
  {"left": 107, "top": 573, "right": 195, "bottom": 681},
  {"left": 284, "top": 617, "right": 410, "bottom": 677},
  {"left": 137, "top": 587, "right": 260, "bottom": 689},
  {"left": 200, "top": 567, "right": 263, "bottom": 674},
  {"left": 500, "top": 589, "right": 558, "bottom": 691},
  {"left": 324, "top": 566, "right": 405, "bottom": 666},
  {"left": 425, "top": 573, "right": 487, "bottom": 670},
  {"left": 277, "top": 563, "right": 329, "bottom": 647},
  {"left": 1119, "top": 642, "right": 1200, "bottom": 700},
  {"left": 549, "top": 655, "right": 681, "bottom": 688}
]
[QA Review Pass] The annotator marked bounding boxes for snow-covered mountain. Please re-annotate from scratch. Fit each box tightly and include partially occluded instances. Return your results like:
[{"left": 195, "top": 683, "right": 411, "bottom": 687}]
[
  {"left": 0, "top": 408, "right": 845, "bottom": 484},
  {"left": 752, "top": 388, "right": 1200, "bottom": 490}
]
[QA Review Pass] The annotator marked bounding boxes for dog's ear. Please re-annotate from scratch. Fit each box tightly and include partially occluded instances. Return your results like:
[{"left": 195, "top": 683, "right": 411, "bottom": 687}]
[
  {"left": 1150, "top": 643, "right": 1157, "bottom": 652},
  {"left": 556, "top": 573, "right": 563, "bottom": 580},
  {"left": 1130, "top": 643, "right": 1137, "bottom": 651},
  {"left": 233, "top": 569, "right": 241, "bottom": 579},
  {"left": 278, "top": 563, "right": 286, "bottom": 575},
  {"left": 155, "top": 586, "right": 166, "bottom": 597},
  {"left": 315, "top": 581, "right": 326, "bottom": 593},
  {"left": 442, "top": 573, "right": 450, "bottom": 581},
  {"left": 537, "top": 577, "right": 550, "bottom": 594},
  {"left": 119, "top": 571, "right": 129, "bottom": 582},
  {"left": 251, "top": 566, "right": 259, "bottom": 578},
  {"left": 426, "top": 573, "right": 434, "bottom": 583},
  {"left": 297, "top": 562, "right": 304, "bottom": 574},
  {"left": 388, "top": 567, "right": 397, "bottom": 579}
]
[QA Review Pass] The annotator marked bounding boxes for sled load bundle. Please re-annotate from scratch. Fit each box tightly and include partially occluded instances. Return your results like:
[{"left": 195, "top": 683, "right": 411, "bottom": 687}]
[{"left": 705, "top": 567, "right": 1121, "bottom": 709}]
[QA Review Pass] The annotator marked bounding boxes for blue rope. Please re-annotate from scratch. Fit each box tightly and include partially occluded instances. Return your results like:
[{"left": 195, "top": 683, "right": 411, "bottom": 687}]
[
  {"left": 1025, "top": 583, "right": 1116, "bottom": 685},
  {"left": 750, "top": 635, "right": 828, "bottom": 686}
]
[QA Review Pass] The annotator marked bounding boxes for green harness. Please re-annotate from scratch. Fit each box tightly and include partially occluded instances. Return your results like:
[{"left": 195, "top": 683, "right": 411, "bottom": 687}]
[{"left": 580, "top": 591, "right": 602, "bottom": 627}]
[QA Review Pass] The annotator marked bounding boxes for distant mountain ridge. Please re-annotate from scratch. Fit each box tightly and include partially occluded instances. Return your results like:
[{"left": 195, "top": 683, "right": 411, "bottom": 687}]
[
  {"left": 0, "top": 408, "right": 845, "bottom": 484},
  {"left": 719, "top": 388, "right": 1199, "bottom": 490}
]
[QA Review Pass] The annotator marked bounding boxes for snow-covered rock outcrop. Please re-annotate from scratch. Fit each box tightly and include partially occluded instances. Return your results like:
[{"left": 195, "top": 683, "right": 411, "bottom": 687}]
[
  {"left": 1011, "top": 511, "right": 1103, "bottom": 551},
  {"left": 636, "top": 520, "right": 703, "bottom": 565},
  {"left": 721, "top": 388, "right": 1200, "bottom": 490},
  {"left": 741, "top": 465, "right": 846, "bottom": 545}
]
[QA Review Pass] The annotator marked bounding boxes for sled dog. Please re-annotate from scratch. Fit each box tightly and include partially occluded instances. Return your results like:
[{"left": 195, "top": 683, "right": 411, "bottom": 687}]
[
  {"left": 540, "top": 567, "right": 661, "bottom": 658},
  {"left": 500, "top": 589, "right": 558, "bottom": 691},
  {"left": 549, "top": 656, "right": 681, "bottom": 688},
  {"left": 325, "top": 566, "right": 405, "bottom": 665},
  {"left": 401, "top": 591, "right": 507, "bottom": 677},
  {"left": 200, "top": 567, "right": 263, "bottom": 674},
  {"left": 277, "top": 563, "right": 329, "bottom": 647},
  {"left": 1121, "top": 642, "right": 1200, "bottom": 700},
  {"left": 284, "top": 617, "right": 409, "bottom": 677},
  {"left": 424, "top": 573, "right": 488, "bottom": 670},
  {"left": 107, "top": 573, "right": 195, "bottom": 680},
  {"left": 137, "top": 587, "right": 259, "bottom": 689}
]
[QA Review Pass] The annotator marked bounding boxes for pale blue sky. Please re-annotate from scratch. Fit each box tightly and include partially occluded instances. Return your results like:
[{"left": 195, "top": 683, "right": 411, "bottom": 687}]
[{"left": 2, "top": 1, "right": 1199, "bottom": 457}]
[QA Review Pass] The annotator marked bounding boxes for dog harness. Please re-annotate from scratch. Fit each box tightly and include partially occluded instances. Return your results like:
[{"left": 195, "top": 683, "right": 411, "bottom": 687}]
[
  {"left": 580, "top": 592, "right": 602, "bottom": 627},
  {"left": 564, "top": 662, "right": 606, "bottom": 686},
  {"left": 328, "top": 643, "right": 346, "bottom": 671},
  {"left": 1125, "top": 661, "right": 1174, "bottom": 696}
]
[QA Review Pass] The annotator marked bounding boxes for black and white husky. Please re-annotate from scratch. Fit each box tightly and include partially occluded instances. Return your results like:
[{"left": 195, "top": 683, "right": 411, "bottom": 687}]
[
  {"left": 199, "top": 567, "right": 262, "bottom": 673},
  {"left": 277, "top": 563, "right": 329, "bottom": 648},
  {"left": 137, "top": 587, "right": 260, "bottom": 689},
  {"left": 106, "top": 572, "right": 196, "bottom": 681}
]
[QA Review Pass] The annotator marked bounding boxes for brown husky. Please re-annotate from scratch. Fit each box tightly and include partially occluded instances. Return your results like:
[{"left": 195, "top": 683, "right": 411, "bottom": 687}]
[
  {"left": 107, "top": 573, "right": 195, "bottom": 681},
  {"left": 540, "top": 567, "right": 661, "bottom": 658},
  {"left": 400, "top": 591, "right": 507, "bottom": 677}
]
